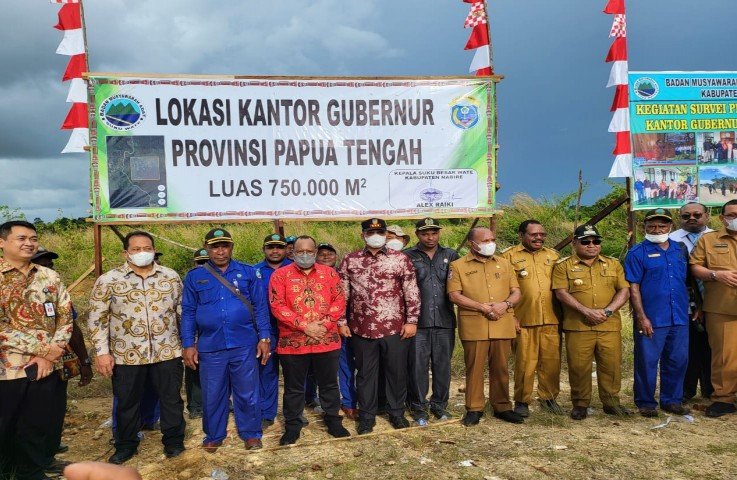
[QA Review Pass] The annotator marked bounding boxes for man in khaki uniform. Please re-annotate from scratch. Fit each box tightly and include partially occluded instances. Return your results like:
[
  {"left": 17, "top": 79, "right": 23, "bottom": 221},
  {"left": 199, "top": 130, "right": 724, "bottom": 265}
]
[
  {"left": 690, "top": 199, "right": 737, "bottom": 417},
  {"left": 501, "top": 220, "right": 563, "bottom": 417},
  {"left": 448, "top": 227, "right": 523, "bottom": 425},
  {"left": 552, "top": 224, "right": 630, "bottom": 420}
]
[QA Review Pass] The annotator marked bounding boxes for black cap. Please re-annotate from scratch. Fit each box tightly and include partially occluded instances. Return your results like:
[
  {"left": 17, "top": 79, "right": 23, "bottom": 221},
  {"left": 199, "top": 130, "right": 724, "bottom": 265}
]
[
  {"left": 317, "top": 243, "right": 336, "bottom": 253},
  {"left": 154, "top": 252, "right": 163, "bottom": 259},
  {"left": 644, "top": 208, "right": 673, "bottom": 222},
  {"left": 285, "top": 235, "right": 297, "bottom": 245},
  {"left": 31, "top": 246, "right": 59, "bottom": 261},
  {"left": 263, "top": 234, "right": 287, "bottom": 246},
  {"left": 194, "top": 248, "right": 209, "bottom": 261},
  {"left": 361, "top": 218, "right": 387, "bottom": 231},
  {"left": 415, "top": 217, "right": 442, "bottom": 231},
  {"left": 204, "top": 228, "right": 234, "bottom": 245},
  {"left": 573, "top": 224, "right": 602, "bottom": 239}
]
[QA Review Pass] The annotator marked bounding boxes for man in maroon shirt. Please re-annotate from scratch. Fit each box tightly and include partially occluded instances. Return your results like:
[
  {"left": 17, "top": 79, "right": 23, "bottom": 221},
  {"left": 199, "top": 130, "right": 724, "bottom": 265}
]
[{"left": 338, "top": 218, "right": 421, "bottom": 434}]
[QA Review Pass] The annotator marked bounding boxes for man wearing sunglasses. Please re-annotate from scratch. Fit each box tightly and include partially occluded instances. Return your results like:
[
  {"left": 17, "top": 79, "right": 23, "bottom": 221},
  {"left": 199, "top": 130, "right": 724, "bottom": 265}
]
[
  {"left": 669, "top": 203, "right": 714, "bottom": 403},
  {"left": 690, "top": 199, "right": 737, "bottom": 417},
  {"left": 625, "top": 209, "right": 690, "bottom": 418},
  {"left": 552, "top": 225, "right": 630, "bottom": 420}
]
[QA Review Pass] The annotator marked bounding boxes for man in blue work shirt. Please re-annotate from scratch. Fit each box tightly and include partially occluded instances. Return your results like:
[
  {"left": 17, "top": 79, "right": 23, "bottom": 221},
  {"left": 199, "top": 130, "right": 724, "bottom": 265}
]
[
  {"left": 181, "top": 228, "right": 271, "bottom": 451},
  {"left": 253, "top": 234, "right": 292, "bottom": 428},
  {"left": 625, "top": 209, "right": 691, "bottom": 417}
]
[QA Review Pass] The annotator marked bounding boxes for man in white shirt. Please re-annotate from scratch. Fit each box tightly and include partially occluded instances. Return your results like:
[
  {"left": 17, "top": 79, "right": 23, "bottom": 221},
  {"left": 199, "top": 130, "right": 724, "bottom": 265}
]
[{"left": 669, "top": 202, "right": 714, "bottom": 402}]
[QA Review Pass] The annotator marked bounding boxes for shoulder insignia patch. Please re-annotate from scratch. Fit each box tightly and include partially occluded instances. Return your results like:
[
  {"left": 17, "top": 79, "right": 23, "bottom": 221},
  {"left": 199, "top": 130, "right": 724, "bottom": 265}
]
[{"left": 556, "top": 256, "right": 570, "bottom": 264}]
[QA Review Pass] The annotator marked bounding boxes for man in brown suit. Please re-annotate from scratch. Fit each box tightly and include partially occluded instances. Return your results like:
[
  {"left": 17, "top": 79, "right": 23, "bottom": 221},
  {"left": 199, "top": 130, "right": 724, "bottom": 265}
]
[{"left": 448, "top": 227, "right": 523, "bottom": 425}]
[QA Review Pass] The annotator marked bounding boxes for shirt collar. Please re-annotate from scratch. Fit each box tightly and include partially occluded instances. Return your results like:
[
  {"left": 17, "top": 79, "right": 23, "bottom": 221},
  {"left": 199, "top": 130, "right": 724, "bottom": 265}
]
[
  {"left": 361, "top": 246, "right": 388, "bottom": 256},
  {"left": 464, "top": 251, "right": 496, "bottom": 263},
  {"left": 121, "top": 261, "right": 163, "bottom": 277},
  {"left": 571, "top": 253, "right": 605, "bottom": 265},
  {"left": 0, "top": 258, "right": 38, "bottom": 274},
  {"left": 717, "top": 228, "right": 737, "bottom": 239}
]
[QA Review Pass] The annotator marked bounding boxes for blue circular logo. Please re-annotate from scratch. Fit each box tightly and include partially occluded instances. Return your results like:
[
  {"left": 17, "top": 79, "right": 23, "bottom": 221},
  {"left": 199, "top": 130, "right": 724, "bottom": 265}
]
[
  {"left": 633, "top": 77, "right": 659, "bottom": 100},
  {"left": 451, "top": 103, "right": 479, "bottom": 129},
  {"left": 99, "top": 94, "right": 146, "bottom": 130}
]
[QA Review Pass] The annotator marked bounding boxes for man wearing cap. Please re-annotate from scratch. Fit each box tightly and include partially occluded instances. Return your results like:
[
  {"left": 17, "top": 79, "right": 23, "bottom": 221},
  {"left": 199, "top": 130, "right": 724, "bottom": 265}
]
[
  {"left": 625, "top": 209, "right": 690, "bottom": 417},
  {"left": 405, "top": 218, "right": 459, "bottom": 425},
  {"left": 253, "top": 234, "right": 292, "bottom": 427},
  {"left": 448, "top": 227, "right": 523, "bottom": 425},
  {"left": 269, "top": 235, "right": 350, "bottom": 445},
  {"left": 690, "top": 199, "right": 737, "bottom": 417},
  {"left": 285, "top": 236, "right": 297, "bottom": 260},
  {"left": 181, "top": 228, "right": 271, "bottom": 450},
  {"left": 183, "top": 248, "right": 210, "bottom": 420},
  {"left": 386, "top": 225, "right": 410, "bottom": 252},
  {"left": 669, "top": 202, "right": 714, "bottom": 402},
  {"left": 88, "top": 231, "right": 185, "bottom": 463},
  {"left": 500, "top": 220, "right": 563, "bottom": 417},
  {"left": 317, "top": 243, "right": 358, "bottom": 419},
  {"left": 338, "top": 218, "right": 420, "bottom": 433},
  {"left": 552, "top": 225, "right": 630, "bottom": 420}
]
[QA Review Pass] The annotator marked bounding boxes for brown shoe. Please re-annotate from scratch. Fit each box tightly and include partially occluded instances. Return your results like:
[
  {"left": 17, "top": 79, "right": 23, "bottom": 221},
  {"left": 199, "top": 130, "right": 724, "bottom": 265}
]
[
  {"left": 638, "top": 408, "right": 658, "bottom": 418},
  {"left": 202, "top": 440, "right": 223, "bottom": 453},
  {"left": 570, "top": 406, "right": 588, "bottom": 421},
  {"left": 661, "top": 403, "right": 691, "bottom": 415},
  {"left": 244, "top": 438, "right": 263, "bottom": 450},
  {"left": 341, "top": 406, "right": 359, "bottom": 420}
]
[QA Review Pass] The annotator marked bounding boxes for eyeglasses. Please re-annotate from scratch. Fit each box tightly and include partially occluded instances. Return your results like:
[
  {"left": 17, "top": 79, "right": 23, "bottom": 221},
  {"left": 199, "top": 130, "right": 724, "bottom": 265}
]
[
  {"left": 578, "top": 239, "right": 602, "bottom": 246},
  {"left": 680, "top": 213, "right": 703, "bottom": 220}
]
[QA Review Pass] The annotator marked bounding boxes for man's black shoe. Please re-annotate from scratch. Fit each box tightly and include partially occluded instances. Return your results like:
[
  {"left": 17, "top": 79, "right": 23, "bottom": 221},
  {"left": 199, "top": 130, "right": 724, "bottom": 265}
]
[
  {"left": 108, "top": 449, "right": 136, "bottom": 464},
  {"left": 639, "top": 408, "right": 658, "bottom": 418},
  {"left": 429, "top": 407, "right": 452, "bottom": 420},
  {"left": 661, "top": 403, "right": 691, "bottom": 416},
  {"left": 603, "top": 405, "right": 633, "bottom": 417},
  {"left": 45, "top": 459, "right": 71, "bottom": 474},
  {"left": 324, "top": 416, "right": 351, "bottom": 438},
  {"left": 298, "top": 413, "right": 309, "bottom": 426},
  {"left": 356, "top": 418, "right": 375, "bottom": 435},
  {"left": 513, "top": 402, "right": 530, "bottom": 418},
  {"left": 279, "top": 427, "right": 302, "bottom": 446},
  {"left": 164, "top": 445, "right": 185, "bottom": 458},
  {"left": 570, "top": 406, "right": 588, "bottom": 420},
  {"left": 461, "top": 411, "right": 483, "bottom": 426},
  {"left": 540, "top": 399, "right": 564, "bottom": 415},
  {"left": 388, "top": 415, "right": 410, "bottom": 429},
  {"left": 56, "top": 443, "right": 69, "bottom": 454},
  {"left": 705, "top": 401, "right": 737, "bottom": 418},
  {"left": 494, "top": 410, "right": 524, "bottom": 424}
]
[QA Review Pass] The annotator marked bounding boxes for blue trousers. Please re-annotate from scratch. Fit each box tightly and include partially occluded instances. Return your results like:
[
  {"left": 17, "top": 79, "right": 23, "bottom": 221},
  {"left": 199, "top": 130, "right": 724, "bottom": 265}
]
[
  {"left": 111, "top": 376, "right": 160, "bottom": 435},
  {"left": 199, "top": 346, "right": 262, "bottom": 442},
  {"left": 339, "top": 338, "right": 357, "bottom": 408},
  {"left": 259, "top": 334, "right": 279, "bottom": 421},
  {"left": 634, "top": 324, "right": 689, "bottom": 409}
]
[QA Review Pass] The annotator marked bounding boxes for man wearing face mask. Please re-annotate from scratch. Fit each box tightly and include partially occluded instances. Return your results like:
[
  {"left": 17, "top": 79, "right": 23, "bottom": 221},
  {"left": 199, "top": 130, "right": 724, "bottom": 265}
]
[
  {"left": 690, "top": 199, "right": 737, "bottom": 417},
  {"left": 386, "top": 225, "right": 410, "bottom": 252},
  {"left": 552, "top": 225, "right": 630, "bottom": 420},
  {"left": 88, "top": 231, "right": 186, "bottom": 464},
  {"left": 269, "top": 236, "right": 349, "bottom": 445},
  {"left": 669, "top": 202, "right": 714, "bottom": 402},
  {"left": 625, "top": 209, "right": 691, "bottom": 417},
  {"left": 448, "top": 227, "right": 523, "bottom": 425},
  {"left": 253, "top": 234, "right": 292, "bottom": 428},
  {"left": 338, "top": 218, "right": 421, "bottom": 434}
]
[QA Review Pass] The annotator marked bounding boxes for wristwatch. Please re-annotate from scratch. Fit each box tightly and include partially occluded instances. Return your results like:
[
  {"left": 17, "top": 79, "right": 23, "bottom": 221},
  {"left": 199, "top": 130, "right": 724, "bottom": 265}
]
[
  {"left": 504, "top": 300, "right": 513, "bottom": 310},
  {"left": 710, "top": 271, "right": 717, "bottom": 281},
  {"left": 259, "top": 338, "right": 271, "bottom": 343},
  {"left": 603, "top": 309, "right": 613, "bottom": 317}
]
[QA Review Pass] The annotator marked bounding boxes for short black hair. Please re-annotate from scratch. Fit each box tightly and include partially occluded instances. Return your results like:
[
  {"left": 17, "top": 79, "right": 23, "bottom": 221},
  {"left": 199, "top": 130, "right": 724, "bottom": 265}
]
[
  {"left": 518, "top": 219, "right": 542, "bottom": 234},
  {"left": 679, "top": 202, "right": 706, "bottom": 213},
  {"left": 123, "top": 230, "right": 155, "bottom": 250},
  {"left": 468, "top": 226, "right": 491, "bottom": 242},
  {"left": 294, "top": 235, "right": 317, "bottom": 250},
  {"left": 0, "top": 220, "right": 36, "bottom": 240},
  {"left": 722, "top": 199, "right": 737, "bottom": 215}
]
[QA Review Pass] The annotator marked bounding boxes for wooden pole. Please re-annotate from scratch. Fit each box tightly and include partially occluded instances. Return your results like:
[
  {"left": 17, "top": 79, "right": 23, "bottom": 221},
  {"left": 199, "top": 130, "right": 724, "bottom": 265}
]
[
  {"left": 93, "top": 223, "right": 103, "bottom": 277},
  {"left": 574, "top": 170, "right": 584, "bottom": 228},
  {"left": 553, "top": 194, "right": 629, "bottom": 251},
  {"left": 68, "top": 263, "right": 98, "bottom": 293},
  {"left": 626, "top": 178, "right": 636, "bottom": 248},
  {"left": 482, "top": 1, "right": 497, "bottom": 234},
  {"left": 273, "top": 219, "right": 285, "bottom": 237}
]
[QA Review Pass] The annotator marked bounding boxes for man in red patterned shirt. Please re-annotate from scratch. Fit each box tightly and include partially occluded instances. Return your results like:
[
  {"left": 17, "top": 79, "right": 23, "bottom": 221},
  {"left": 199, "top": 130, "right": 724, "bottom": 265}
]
[
  {"left": 269, "top": 235, "right": 350, "bottom": 445},
  {"left": 338, "top": 218, "right": 421, "bottom": 434}
]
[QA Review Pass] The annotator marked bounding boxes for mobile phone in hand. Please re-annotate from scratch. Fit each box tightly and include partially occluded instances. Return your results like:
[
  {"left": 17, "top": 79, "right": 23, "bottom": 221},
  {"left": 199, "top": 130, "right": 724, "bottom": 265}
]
[{"left": 24, "top": 363, "right": 38, "bottom": 381}]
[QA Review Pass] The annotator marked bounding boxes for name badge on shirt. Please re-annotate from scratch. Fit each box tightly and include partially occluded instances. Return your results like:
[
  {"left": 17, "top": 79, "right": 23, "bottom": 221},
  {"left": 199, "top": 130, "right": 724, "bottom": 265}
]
[
  {"left": 44, "top": 302, "right": 56, "bottom": 317},
  {"left": 647, "top": 253, "right": 661, "bottom": 258}
]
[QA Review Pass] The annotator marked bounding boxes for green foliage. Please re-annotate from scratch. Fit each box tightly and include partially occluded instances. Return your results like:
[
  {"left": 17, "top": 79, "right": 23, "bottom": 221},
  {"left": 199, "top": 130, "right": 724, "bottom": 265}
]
[{"left": 0, "top": 205, "right": 26, "bottom": 222}]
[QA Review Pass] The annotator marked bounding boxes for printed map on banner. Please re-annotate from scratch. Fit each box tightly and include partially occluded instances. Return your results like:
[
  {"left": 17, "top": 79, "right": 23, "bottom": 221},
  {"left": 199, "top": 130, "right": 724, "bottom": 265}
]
[
  {"left": 89, "top": 74, "right": 497, "bottom": 223},
  {"left": 628, "top": 71, "right": 737, "bottom": 210}
]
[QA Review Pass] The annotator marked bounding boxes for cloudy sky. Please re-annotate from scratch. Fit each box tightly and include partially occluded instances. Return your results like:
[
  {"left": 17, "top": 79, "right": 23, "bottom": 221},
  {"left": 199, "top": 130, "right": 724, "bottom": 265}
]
[{"left": 1, "top": 0, "right": 733, "bottom": 220}]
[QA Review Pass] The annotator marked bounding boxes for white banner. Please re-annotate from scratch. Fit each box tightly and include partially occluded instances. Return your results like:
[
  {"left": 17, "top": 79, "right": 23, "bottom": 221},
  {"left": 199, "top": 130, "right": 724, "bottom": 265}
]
[{"left": 90, "top": 75, "right": 497, "bottom": 222}]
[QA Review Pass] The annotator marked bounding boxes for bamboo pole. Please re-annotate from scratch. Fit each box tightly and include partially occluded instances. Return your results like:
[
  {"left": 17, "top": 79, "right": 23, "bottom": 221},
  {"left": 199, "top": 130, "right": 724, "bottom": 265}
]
[
  {"left": 67, "top": 262, "right": 99, "bottom": 293},
  {"left": 93, "top": 223, "right": 103, "bottom": 277}
]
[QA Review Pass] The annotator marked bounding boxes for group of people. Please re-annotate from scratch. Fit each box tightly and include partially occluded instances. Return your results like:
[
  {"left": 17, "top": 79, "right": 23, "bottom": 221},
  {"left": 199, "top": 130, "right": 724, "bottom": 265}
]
[
  {"left": 701, "top": 137, "right": 736, "bottom": 163},
  {"left": 633, "top": 177, "right": 693, "bottom": 203},
  {"left": 1, "top": 199, "right": 737, "bottom": 479}
]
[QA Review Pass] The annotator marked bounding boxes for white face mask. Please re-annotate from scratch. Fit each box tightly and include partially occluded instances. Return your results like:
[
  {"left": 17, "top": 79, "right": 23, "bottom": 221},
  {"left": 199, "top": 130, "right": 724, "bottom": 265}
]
[
  {"left": 645, "top": 233, "right": 670, "bottom": 244},
  {"left": 727, "top": 218, "right": 737, "bottom": 231},
  {"left": 365, "top": 234, "right": 387, "bottom": 249},
  {"left": 474, "top": 241, "right": 496, "bottom": 257},
  {"left": 128, "top": 251, "right": 155, "bottom": 267},
  {"left": 385, "top": 239, "right": 405, "bottom": 251}
]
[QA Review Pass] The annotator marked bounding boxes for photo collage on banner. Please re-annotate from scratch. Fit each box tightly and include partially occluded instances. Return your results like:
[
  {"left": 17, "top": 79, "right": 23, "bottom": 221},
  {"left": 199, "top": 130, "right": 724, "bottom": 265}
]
[{"left": 629, "top": 72, "right": 737, "bottom": 210}]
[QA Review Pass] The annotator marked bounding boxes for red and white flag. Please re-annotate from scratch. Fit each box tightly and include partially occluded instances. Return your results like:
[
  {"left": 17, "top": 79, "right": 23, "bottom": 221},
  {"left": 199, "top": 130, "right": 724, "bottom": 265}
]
[
  {"left": 464, "top": 3, "right": 487, "bottom": 28},
  {"left": 50, "top": 0, "right": 81, "bottom": 4},
  {"left": 604, "top": 0, "right": 631, "bottom": 177},
  {"left": 462, "top": 1, "right": 492, "bottom": 75}
]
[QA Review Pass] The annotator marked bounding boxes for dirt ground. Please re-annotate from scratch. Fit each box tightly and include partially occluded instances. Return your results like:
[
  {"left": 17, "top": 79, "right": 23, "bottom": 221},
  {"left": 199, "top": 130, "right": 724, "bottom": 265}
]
[{"left": 56, "top": 374, "right": 737, "bottom": 480}]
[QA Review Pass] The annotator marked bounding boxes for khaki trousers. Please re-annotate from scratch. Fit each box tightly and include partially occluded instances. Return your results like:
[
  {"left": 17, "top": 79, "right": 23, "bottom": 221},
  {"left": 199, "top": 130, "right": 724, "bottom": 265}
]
[
  {"left": 705, "top": 312, "right": 737, "bottom": 403},
  {"left": 462, "top": 339, "right": 512, "bottom": 413},
  {"left": 513, "top": 324, "right": 561, "bottom": 404},
  {"left": 565, "top": 330, "right": 622, "bottom": 408}
]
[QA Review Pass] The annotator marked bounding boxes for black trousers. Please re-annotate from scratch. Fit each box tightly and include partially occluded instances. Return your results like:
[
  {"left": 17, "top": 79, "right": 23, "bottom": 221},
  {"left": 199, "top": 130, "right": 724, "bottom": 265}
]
[
  {"left": 408, "top": 327, "right": 455, "bottom": 414},
  {"left": 185, "top": 365, "right": 202, "bottom": 413},
  {"left": 0, "top": 373, "right": 66, "bottom": 480},
  {"left": 683, "top": 321, "right": 714, "bottom": 399},
  {"left": 352, "top": 333, "right": 409, "bottom": 420},
  {"left": 112, "top": 358, "right": 185, "bottom": 452},
  {"left": 280, "top": 350, "right": 341, "bottom": 428}
]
